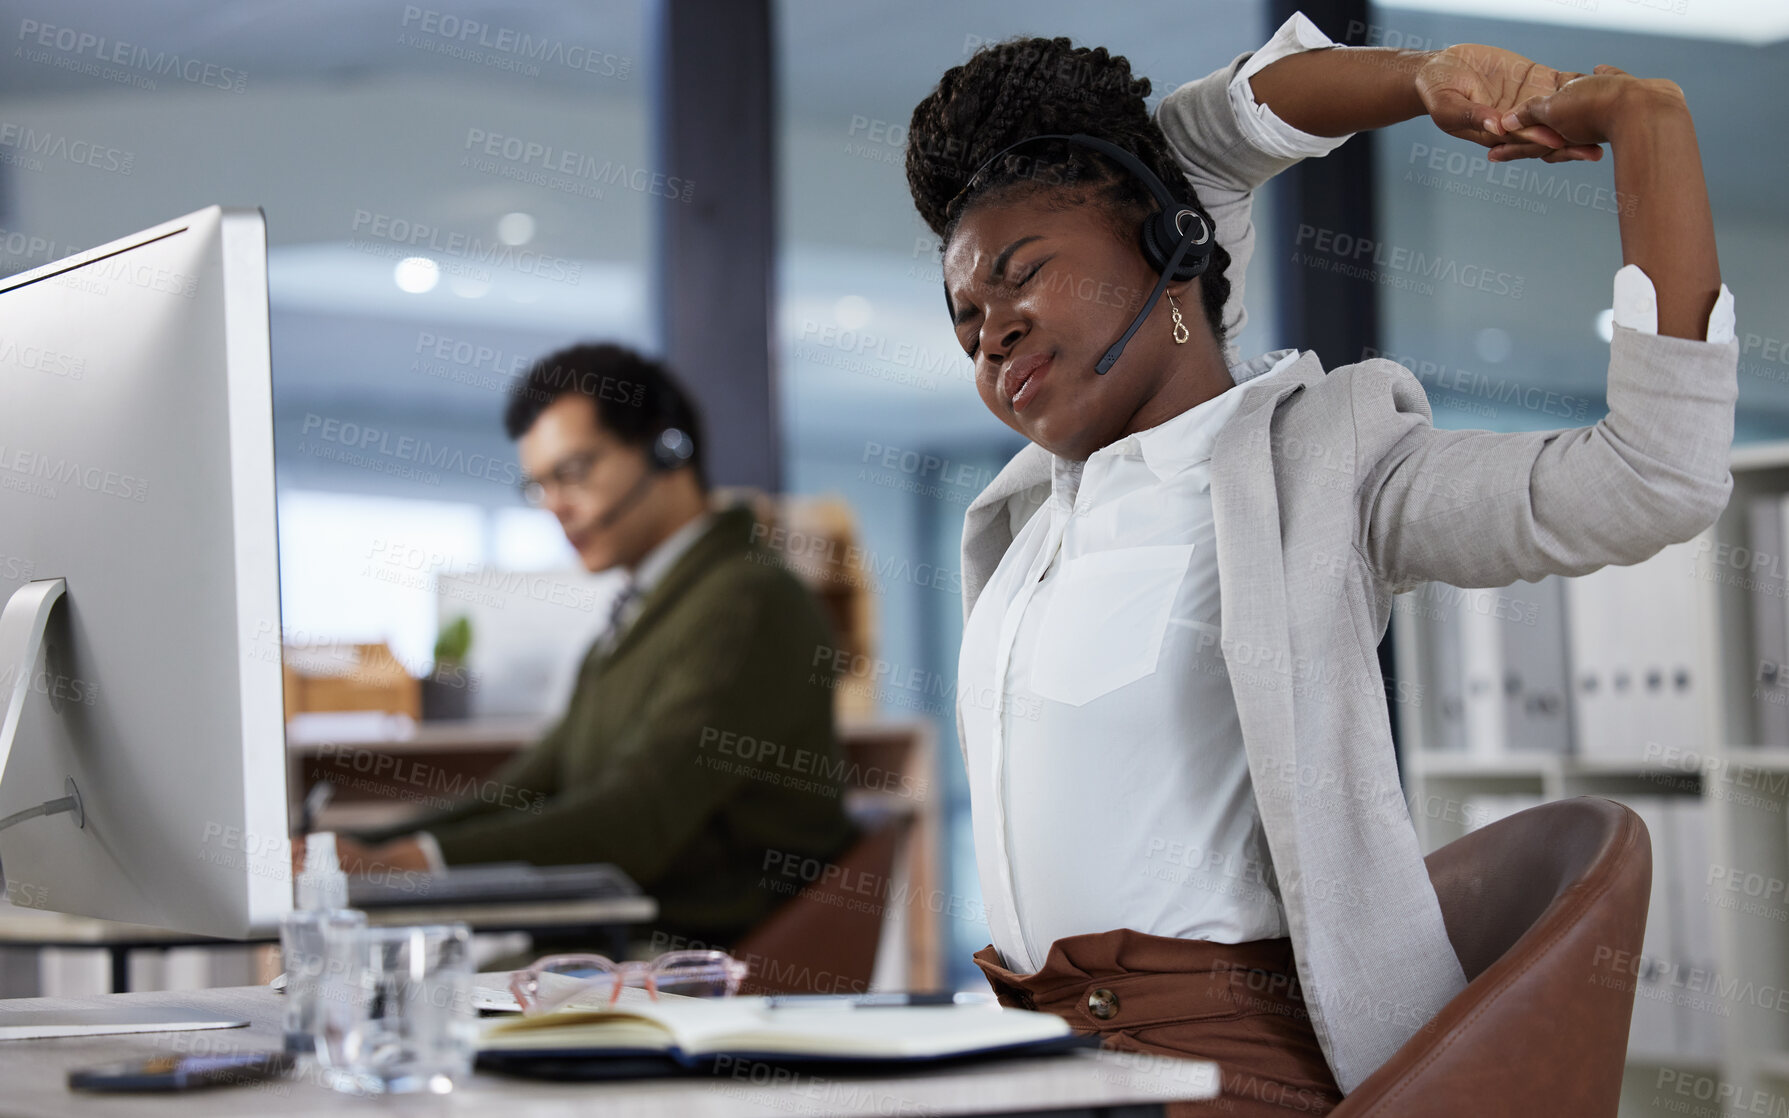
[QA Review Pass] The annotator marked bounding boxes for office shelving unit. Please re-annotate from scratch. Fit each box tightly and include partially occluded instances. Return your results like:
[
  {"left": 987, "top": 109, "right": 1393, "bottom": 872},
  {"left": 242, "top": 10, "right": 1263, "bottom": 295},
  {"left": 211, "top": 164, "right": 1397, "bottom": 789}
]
[{"left": 1392, "top": 440, "right": 1789, "bottom": 1118}]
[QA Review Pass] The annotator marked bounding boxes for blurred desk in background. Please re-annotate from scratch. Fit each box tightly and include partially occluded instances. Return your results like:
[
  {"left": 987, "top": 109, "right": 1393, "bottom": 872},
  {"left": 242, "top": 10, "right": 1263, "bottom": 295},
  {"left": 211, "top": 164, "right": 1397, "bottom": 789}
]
[
  {"left": 285, "top": 712, "right": 944, "bottom": 990},
  {"left": 284, "top": 711, "right": 550, "bottom": 833},
  {"left": 0, "top": 893, "right": 657, "bottom": 994}
]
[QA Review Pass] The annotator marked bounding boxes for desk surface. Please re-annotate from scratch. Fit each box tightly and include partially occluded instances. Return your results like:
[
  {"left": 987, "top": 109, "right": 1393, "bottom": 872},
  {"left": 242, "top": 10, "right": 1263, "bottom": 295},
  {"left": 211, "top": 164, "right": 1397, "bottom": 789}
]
[
  {"left": 0, "top": 986, "right": 1220, "bottom": 1117},
  {"left": 284, "top": 713, "right": 549, "bottom": 754},
  {"left": 0, "top": 896, "right": 657, "bottom": 947},
  {"left": 282, "top": 713, "right": 938, "bottom": 754}
]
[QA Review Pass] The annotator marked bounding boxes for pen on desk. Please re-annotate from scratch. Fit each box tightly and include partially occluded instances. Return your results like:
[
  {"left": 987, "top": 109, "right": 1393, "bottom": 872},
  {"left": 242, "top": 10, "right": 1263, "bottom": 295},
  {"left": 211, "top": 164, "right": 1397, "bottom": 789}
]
[{"left": 763, "top": 992, "right": 997, "bottom": 1009}]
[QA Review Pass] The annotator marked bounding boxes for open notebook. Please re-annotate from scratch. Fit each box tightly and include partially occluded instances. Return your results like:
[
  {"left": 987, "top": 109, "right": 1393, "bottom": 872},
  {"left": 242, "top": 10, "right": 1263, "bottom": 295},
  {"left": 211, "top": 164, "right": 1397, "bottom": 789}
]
[{"left": 474, "top": 983, "right": 1089, "bottom": 1076}]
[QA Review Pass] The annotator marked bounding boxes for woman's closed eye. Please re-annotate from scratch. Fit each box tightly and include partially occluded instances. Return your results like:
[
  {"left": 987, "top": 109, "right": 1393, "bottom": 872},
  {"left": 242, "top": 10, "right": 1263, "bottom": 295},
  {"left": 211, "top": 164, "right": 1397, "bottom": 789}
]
[{"left": 964, "top": 262, "right": 1044, "bottom": 358}]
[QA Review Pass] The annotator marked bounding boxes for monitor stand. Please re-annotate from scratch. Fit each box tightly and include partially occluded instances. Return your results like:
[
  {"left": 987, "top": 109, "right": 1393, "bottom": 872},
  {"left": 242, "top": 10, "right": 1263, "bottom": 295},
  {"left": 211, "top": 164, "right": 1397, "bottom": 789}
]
[
  {"left": 0, "top": 579, "right": 67, "bottom": 804},
  {"left": 0, "top": 578, "right": 250, "bottom": 1037}
]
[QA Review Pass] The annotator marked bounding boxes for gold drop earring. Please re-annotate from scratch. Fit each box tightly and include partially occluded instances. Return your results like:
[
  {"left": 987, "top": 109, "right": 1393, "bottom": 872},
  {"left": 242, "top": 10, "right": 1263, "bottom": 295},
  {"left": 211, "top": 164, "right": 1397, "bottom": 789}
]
[{"left": 1167, "top": 292, "right": 1189, "bottom": 345}]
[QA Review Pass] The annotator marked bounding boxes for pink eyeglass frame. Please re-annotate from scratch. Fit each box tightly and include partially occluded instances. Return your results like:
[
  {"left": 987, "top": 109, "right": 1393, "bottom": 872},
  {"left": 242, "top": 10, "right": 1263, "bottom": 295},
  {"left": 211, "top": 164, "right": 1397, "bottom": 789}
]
[{"left": 508, "top": 949, "right": 750, "bottom": 1014}]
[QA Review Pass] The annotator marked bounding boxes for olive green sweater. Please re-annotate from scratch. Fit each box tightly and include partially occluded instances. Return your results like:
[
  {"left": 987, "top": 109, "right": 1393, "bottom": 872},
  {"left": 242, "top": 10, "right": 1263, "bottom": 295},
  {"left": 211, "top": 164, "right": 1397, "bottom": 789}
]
[{"left": 354, "top": 503, "right": 861, "bottom": 947}]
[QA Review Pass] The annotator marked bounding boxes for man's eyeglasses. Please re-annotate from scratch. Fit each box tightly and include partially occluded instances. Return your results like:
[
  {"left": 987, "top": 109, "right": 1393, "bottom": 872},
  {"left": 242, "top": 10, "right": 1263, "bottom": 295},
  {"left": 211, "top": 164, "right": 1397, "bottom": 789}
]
[
  {"left": 508, "top": 950, "right": 750, "bottom": 1014},
  {"left": 517, "top": 445, "right": 608, "bottom": 507}
]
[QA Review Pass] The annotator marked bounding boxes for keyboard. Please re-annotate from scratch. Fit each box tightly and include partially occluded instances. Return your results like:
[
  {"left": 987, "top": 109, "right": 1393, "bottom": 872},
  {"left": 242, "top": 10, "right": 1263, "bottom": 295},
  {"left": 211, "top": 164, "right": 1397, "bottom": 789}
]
[{"left": 346, "top": 862, "right": 639, "bottom": 909}]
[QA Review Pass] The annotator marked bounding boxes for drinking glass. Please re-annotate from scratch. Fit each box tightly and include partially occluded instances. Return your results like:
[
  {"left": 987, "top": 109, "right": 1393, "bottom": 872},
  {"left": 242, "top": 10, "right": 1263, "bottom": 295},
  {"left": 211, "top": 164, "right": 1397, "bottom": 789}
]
[{"left": 317, "top": 922, "right": 476, "bottom": 1095}]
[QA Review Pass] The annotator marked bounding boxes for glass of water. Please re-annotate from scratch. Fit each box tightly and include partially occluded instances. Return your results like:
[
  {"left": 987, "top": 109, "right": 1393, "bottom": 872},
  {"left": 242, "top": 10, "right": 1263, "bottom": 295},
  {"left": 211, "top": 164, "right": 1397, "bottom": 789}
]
[
  {"left": 318, "top": 922, "right": 476, "bottom": 1095},
  {"left": 281, "top": 907, "right": 366, "bottom": 1056}
]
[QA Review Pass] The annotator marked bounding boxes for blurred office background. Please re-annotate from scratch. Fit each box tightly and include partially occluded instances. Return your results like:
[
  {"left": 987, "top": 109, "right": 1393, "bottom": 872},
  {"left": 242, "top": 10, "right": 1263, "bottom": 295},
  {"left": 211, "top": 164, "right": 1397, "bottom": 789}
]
[{"left": 0, "top": 2, "right": 1786, "bottom": 1097}]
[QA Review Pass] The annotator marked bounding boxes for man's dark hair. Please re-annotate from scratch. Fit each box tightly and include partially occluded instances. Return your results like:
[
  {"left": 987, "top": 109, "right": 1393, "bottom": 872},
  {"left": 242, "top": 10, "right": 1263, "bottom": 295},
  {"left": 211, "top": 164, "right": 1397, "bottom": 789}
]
[
  {"left": 904, "top": 36, "right": 1231, "bottom": 351},
  {"left": 503, "top": 342, "right": 708, "bottom": 490}
]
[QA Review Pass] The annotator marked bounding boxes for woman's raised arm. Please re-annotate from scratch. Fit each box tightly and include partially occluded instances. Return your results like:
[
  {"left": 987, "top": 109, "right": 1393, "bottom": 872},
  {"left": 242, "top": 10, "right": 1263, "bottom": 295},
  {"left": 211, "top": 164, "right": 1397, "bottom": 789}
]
[
  {"left": 1503, "top": 67, "right": 1720, "bottom": 341},
  {"left": 1251, "top": 40, "right": 1604, "bottom": 160}
]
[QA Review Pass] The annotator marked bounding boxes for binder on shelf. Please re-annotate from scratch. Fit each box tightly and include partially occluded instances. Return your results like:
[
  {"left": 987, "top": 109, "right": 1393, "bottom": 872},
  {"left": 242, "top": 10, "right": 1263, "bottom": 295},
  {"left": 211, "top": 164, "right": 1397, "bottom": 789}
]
[
  {"left": 1428, "top": 578, "right": 1571, "bottom": 759},
  {"left": 1564, "top": 558, "right": 1631, "bottom": 762},
  {"left": 1458, "top": 586, "right": 1504, "bottom": 760},
  {"left": 1498, "top": 575, "right": 1571, "bottom": 754},
  {"left": 1668, "top": 797, "right": 1723, "bottom": 1062},
  {"left": 1748, "top": 494, "right": 1789, "bottom": 748},
  {"left": 1652, "top": 535, "right": 1716, "bottom": 758},
  {"left": 1658, "top": 535, "right": 1713, "bottom": 756},
  {"left": 1623, "top": 795, "right": 1678, "bottom": 1060},
  {"left": 1421, "top": 583, "right": 1469, "bottom": 754},
  {"left": 1564, "top": 535, "right": 1713, "bottom": 762}
]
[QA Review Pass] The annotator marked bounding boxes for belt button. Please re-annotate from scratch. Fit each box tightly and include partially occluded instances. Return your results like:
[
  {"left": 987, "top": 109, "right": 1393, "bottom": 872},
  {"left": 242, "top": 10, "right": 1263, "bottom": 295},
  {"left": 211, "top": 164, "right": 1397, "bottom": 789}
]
[{"left": 1086, "top": 987, "right": 1119, "bottom": 1020}]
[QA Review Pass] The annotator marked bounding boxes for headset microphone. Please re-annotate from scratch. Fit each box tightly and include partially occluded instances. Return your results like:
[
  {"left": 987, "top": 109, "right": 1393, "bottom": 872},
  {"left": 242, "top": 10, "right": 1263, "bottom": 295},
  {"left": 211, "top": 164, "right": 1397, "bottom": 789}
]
[
  {"left": 587, "top": 426, "right": 696, "bottom": 530},
  {"left": 954, "top": 131, "right": 1214, "bottom": 378},
  {"left": 1094, "top": 230, "right": 1204, "bottom": 375},
  {"left": 590, "top": 465, "right": 656, "bottom": 530}
]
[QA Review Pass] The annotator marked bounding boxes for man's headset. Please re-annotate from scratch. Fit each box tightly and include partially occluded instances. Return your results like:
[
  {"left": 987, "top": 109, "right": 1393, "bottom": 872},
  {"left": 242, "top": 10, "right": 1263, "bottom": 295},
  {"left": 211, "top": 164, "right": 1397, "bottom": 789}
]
[
  {"left": 953, "top": 132, "right": 1214, "bottom": 375},
  {"left": 591, "top": 425, "right": 697, "bottom": 530}
]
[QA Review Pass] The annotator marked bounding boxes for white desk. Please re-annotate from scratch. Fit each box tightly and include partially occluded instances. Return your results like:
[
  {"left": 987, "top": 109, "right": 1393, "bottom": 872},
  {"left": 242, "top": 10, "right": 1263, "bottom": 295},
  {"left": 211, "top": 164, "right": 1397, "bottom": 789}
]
[
  {"left": 0, "top": 985, "right": 1220, "bottom": 1116},
  {"left": 0, "top": 897, "right": 657, "bottom": 994},
  {"left": 0, "top": 899, "right": 658, "bottom": 945}
]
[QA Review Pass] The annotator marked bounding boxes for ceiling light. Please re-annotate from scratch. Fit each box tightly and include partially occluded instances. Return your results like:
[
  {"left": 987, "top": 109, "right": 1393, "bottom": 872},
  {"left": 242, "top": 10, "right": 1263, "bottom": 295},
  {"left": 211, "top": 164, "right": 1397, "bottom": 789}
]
[
  {"left": 449, "top": 274, "right": 490, "bottom": 299},
  {"left": 1473, "top": 326, "right": 1512, "bottom": 364},
  {"left": 497, "top": 212, "right": 536, "bottom": 246},
  {"left": 834, "top": 294, "right": 872, "bottom": 330},
  {"left": 393, "top": 257, "right": 439, "bottom": 294}
]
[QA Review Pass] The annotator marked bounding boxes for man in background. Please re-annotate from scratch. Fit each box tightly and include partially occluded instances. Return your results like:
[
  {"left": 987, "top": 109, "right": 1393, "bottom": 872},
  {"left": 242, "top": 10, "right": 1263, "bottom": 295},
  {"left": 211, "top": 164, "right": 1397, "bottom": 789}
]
[{"left": 333, "top": 342, "right": 861, "bottom": 952}]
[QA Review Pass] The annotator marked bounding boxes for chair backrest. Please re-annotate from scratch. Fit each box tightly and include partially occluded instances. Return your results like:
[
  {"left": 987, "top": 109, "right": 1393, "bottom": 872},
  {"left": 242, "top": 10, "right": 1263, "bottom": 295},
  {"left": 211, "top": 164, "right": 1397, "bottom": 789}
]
[
  {"left": 1425, "top": 795, "right": 1647, "bottom": 981},
  {"left": 1334, "top": 796, "right": 1651, "bottom": 1116},
  {"left": 731, "top": 811, "right": 915, "bottom": 996}
]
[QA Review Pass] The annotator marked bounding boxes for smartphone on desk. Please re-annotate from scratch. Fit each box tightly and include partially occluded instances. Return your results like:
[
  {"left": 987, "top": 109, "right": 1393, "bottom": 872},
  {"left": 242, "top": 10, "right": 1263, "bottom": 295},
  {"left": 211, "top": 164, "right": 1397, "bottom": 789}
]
[{"left": 68, "top": 1051, "right": 294, "bottom": 1092}]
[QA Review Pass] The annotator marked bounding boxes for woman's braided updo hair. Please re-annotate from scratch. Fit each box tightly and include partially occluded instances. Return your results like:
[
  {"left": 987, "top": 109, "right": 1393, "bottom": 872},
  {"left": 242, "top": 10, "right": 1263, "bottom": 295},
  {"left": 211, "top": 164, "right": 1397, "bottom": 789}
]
[{"left": 905, "top": 35, "right": 1231, "bottom": 350}]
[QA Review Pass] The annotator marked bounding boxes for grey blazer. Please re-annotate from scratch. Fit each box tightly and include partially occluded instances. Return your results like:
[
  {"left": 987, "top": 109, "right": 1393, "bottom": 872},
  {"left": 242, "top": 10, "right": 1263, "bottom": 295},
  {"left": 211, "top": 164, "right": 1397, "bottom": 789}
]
[{"left": 955, "top": 49, "right": 1739, "bottom": 1094}]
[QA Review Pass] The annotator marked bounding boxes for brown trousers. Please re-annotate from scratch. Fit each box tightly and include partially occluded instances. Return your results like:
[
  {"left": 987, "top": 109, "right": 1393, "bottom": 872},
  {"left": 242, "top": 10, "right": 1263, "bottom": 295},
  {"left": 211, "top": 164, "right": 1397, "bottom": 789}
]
[{"left": 973, "top": 928, "right": 1344, "bottom": 1117}]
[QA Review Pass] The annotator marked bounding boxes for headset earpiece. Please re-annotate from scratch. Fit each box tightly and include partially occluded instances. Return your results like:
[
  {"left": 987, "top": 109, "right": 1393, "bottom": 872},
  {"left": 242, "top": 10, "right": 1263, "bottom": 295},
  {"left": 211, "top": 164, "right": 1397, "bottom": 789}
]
[
  {"left": 1142, "top": 206, "right": 1211, "bottom": 282},
  {"left": 650, "top": 426, "right": 696, "bottom": 471}
]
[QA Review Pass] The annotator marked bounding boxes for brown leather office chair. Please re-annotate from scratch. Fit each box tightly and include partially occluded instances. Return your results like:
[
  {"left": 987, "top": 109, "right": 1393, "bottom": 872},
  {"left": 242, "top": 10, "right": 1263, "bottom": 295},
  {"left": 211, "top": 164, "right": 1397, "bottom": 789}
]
[
  {"left": 731, "top": 809, "right": 915, "bottom": 996},
  {"left": 1332, "top": 796, "right": 1651, "bottom": 1116}
]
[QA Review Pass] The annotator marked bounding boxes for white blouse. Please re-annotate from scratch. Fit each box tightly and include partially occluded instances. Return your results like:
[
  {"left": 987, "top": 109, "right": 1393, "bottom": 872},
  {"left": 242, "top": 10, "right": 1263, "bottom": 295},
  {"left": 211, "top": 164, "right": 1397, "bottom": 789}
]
[{"left": 958, "top": 349, "right": 1303, "bottom": 975}]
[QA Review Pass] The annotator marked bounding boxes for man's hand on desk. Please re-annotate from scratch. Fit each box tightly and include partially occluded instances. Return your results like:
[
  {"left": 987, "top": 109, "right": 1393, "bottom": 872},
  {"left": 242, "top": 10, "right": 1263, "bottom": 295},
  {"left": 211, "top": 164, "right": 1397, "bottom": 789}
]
[{"left": 289, "top": 833, "right": 434, "bottom": 881}]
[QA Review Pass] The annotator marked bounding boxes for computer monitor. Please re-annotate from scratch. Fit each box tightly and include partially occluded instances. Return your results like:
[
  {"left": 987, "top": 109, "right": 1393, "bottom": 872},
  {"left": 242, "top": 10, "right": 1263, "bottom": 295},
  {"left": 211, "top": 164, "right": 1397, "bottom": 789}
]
[{"left": 0, "top": 206, "right": 292, "bottom": 978}]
